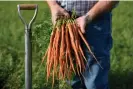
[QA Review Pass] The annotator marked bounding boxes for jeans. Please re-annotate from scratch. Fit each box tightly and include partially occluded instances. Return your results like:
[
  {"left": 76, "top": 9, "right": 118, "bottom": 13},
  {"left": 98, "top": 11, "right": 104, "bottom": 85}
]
[{"left": 69, "top": 12, "right": 113, "bottom": 89}]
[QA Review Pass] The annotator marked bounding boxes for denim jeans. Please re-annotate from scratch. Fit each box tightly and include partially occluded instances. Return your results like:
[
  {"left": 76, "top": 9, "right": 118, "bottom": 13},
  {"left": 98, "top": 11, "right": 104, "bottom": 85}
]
[{"left": 69, "top": 12, "right": 113, "bottom": 89}]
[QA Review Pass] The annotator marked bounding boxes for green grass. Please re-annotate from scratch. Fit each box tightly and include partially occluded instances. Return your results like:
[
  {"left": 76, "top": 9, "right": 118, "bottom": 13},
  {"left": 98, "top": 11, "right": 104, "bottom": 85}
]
[
  {"left": 0, "top": 1, "right": 133, "bottom": 89},
  {"left": 110, "top": 2, "right": 133, "bottom": 89}
]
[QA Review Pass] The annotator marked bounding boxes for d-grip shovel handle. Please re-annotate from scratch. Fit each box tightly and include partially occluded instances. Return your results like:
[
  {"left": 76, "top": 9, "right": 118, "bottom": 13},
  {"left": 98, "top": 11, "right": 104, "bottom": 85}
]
[
  {"left": 19, "top": 4, "right": 37, "bottom": 10},
  {"left": 17, "top": 4, "right": 38, "bottom": 30}
]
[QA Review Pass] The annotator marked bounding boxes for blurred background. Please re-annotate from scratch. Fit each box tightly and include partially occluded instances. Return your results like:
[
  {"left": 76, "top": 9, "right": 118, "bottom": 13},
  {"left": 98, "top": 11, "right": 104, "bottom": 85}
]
[{"left": 0, "top": 1, "right": 133, "bottom": 89}]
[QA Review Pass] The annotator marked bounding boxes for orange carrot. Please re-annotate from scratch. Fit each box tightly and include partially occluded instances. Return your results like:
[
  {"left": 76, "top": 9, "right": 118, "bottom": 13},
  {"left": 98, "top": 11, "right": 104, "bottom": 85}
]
[
  {"left": 67, "top": 23, "right": 82, "bottom": 73},
  {"left": 78, "top": 28, "right": 103, "bottom": 69},
  {"left": 47, "top": 29, "right": 58, "bottom": 81},
  {"left": 66, "top": 26, "right": 76, "bottom": 74},
  {"left": 54, "top": 27, "right": 61, "bottom": 78},
  {"left": 41, "top": 47, "right": 48, "bottom": 64}
]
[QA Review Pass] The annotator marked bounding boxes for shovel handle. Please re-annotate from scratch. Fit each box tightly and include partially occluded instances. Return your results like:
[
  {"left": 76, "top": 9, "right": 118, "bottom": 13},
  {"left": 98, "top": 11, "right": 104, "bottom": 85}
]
[
  {"left": 19, "top": 4, "right": 37, "bottom": 10},
  {"left": 17, "top": 4, "right": 38, "bottom": 29}
]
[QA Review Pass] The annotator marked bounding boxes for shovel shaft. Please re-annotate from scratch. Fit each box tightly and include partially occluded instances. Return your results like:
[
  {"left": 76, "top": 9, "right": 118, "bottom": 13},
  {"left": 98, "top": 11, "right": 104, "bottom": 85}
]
[{"left": 25, "top": 29, "right": 32, "bottom": 89}]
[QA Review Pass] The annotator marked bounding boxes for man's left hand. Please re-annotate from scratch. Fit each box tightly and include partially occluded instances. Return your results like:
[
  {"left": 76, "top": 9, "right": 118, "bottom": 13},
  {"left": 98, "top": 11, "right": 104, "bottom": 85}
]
[{"left": 76, "top": 14, "right": 92, "bottom": 34}]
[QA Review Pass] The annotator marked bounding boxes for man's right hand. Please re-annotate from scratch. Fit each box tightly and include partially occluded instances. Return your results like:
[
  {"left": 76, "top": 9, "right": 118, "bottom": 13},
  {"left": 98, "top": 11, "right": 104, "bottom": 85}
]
[{"left": 50, "top": 5, "right": 70, "bottom": 25}]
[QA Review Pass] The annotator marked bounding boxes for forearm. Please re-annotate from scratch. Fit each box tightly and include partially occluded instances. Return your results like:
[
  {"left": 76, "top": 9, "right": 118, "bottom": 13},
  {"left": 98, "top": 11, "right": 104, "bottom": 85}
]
[
  {"left": 86, "top": 1, "right": 119, "bottom": 20},
  {"left": 46, "top": 1, "right": 60, "bottom": 10}
]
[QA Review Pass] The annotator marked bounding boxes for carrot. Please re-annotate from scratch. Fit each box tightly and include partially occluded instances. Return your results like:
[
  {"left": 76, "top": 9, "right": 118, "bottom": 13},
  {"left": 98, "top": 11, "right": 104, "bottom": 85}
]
[
  {"left": 52, "top": 26, "right": 62, "bottom": 85},
  {"left": 47, "top": 28, "right": 58, "bottom": 81},
  {"left": 54, "top": 27, "right": 61, "bottom": 78},
  {"left": 46, "top": 30, "right": 55, "bottom": 78},
  {"left": 67, "top": 23, "right": 82, "bottom": 73},
  {"left": 67, "top": 64, "right": 72, "bottom": 80},
  {"left": 76, "top": 62, "right": 80, "bottom": 76},
  {"left": 78, "top": 50, "right": 85, "bottom": 72},
  {"left": 61, "top": 24, "right": 68, "bottom": 72},
  {"left": 41, "top": 47, "right": 48, "bottom": 64},
  {"left": 72, "top": 22, "right": 80, "bottom": 50},
  {"left": 72, "top": 22, "right": 87, "bottom": 74},
  {"left": 52, "top": 70, "right": 55, "bottom": 88},
  {"left": 78, "top": 45, "right": 91, "bottom": 72},
  {"left": 78, "top": 28, "right": 103, "bottom": 69},
  {"left": 47, "top": 28, "right": 56, "bottom": 63},
  {"left": 63, "top": 59, "right": 67, "bottom": 79},
  {"left": 65, "top": 27, "right": 76, "bottom": 74}
]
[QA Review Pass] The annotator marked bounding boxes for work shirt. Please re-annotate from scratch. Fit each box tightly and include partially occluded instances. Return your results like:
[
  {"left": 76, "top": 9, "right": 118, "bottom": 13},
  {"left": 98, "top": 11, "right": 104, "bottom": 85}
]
[
  {"left": 56, "top": 0, "right": 97, "bottom": 16},
  {"left": 56, "top": 0, "right": 113, "bottom": 34}
]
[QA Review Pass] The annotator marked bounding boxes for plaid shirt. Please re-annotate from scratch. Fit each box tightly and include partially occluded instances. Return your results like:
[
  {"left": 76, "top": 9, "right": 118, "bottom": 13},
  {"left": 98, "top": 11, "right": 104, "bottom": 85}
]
[{"left": 56, "top": 0, "right": 97, "bottom": 16}]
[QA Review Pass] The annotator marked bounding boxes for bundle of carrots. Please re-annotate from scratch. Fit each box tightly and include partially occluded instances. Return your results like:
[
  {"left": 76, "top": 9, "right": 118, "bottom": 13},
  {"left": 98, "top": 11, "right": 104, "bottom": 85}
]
[{"left": 42, "top": 17, "right": 102, "bottom": 86}]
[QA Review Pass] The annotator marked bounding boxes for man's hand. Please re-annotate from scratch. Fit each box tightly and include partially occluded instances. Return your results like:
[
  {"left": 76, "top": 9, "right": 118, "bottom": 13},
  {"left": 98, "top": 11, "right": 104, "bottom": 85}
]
[
  {"left": 76, "top": 14, "right": 92, "bottom": 34},
  {"left": 50, "top": 5, "right": 70, "bottom": 25},
  {"left": 47, "top": 1, "right": 70, "bottom": 25}
]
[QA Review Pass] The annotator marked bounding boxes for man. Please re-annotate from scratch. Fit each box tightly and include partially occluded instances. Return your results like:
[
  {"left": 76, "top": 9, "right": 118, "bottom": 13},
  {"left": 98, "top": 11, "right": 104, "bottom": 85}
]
[{"left": 46, "top": 1, "right": 119, "bottom": 89}]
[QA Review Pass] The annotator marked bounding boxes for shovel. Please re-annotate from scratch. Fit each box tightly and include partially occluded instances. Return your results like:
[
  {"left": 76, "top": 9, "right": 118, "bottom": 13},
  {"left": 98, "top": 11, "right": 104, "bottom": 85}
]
[{"left": 17, "top": 4, "right": 38, "bottom": 89}]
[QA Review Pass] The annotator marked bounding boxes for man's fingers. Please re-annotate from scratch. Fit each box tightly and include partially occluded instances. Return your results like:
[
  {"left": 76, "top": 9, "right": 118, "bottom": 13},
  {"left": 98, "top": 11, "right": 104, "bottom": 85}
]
[
  {"left": 57, "top": 12, "right": 70, "bottom": 19},
  {"left": 64, "top": 12, "right": 70, "bottom": 18},
  {"left": 56, "top": 14, "right": 66, "bottom": 20},
  {"left": 55, "top": 15, "right": 61, "bottom": 21},
  {"left": 52, "top": 16, "right": 60, "bottom": 25},
  {"left": 52, "top": 11, "right": 70, "bottom": 25},
  {"left": 76, "top": 19, "right": 86, "bottom": 34},
  {"left": 81, "top": 26, "right": 85, "bottom": 34},
  {"left": 52, "top": 19, "right": 56, "bottom": 25}
]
